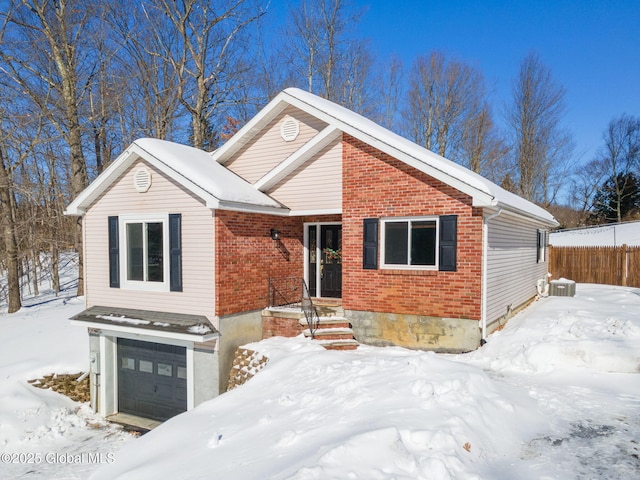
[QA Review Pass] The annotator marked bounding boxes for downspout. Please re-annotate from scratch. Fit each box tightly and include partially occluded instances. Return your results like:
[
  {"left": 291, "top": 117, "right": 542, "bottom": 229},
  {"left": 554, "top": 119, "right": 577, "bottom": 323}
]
[{"left": 481, "top": 208, "right": 503, "bottom": 345}]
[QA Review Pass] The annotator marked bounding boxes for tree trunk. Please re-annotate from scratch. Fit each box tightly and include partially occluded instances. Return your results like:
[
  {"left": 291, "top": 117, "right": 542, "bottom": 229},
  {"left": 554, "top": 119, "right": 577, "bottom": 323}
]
[{"left": 0, "top": 147, "right": 21, "bottom": 313}]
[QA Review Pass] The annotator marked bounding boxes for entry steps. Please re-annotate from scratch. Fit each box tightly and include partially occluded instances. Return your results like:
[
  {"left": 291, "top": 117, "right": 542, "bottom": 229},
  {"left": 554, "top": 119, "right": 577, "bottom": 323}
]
[{"left": 300, "top": 307, "right": 359, "bottom": 350}]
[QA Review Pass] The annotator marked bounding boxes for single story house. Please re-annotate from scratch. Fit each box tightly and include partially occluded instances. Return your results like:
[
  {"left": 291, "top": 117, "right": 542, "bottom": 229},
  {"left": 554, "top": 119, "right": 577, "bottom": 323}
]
[{"left": 66, "top": 88, "right": 557, "bottom": 423}]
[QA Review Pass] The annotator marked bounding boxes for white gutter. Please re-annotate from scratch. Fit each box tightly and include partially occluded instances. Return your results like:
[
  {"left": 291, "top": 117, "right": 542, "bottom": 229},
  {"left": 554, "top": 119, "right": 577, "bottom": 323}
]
[{"left": 481, "top": 208, "right": 503, "bottom": 344}]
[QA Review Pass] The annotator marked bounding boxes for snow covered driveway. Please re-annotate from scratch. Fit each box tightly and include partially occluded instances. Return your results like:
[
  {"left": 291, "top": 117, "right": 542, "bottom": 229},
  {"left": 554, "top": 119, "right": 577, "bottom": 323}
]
[{"left": 0, "top": 295, "right": 133, "bottom": 480}]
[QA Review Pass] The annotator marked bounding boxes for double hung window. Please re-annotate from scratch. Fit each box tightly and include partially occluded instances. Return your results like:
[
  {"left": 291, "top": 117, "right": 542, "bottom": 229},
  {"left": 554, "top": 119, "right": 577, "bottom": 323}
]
[{"left": 119, "top": 214, "right": 169, "bottom": 291}]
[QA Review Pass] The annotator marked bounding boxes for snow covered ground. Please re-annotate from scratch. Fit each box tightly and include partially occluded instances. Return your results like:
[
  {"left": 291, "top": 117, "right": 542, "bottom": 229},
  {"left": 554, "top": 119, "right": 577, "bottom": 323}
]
[
  {"left": 1, "top": 263, "right": 639, "bottom": 479},
  {"left": 0, "top": 256, "right": 133, "bottom": 479}
]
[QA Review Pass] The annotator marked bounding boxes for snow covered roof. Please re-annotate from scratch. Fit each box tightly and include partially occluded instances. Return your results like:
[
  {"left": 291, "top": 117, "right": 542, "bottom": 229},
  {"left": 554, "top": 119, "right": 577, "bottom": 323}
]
[
  {"left": 70, "top": 306, "right": 219, "bottom": 342},
  {"left": 550, "top": 220, "right": 640, "bottom": 247},
  {"left": 67, "top": 89, "right": 556, "bottom": 225},
  {"left": 65, "top": 138, "right": 287, "bottom": 216},
  {"left": 212, "top": 87, "right": 557, "bottom": 226}
]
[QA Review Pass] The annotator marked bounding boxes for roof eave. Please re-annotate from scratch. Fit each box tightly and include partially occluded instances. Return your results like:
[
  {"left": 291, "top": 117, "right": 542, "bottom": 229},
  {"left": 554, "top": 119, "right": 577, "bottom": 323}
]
[
  {"left": 492, "top": 201, "right": 559, "bottom": 227},
  {"left": 69, "top": 319, "right": 220, "bottom": 343}
]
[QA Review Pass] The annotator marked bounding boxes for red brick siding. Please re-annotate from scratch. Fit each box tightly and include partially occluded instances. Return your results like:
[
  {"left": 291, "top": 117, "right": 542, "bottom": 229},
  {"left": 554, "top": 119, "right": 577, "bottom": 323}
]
[
  {"left": 262, "top": 316, "right": 305, "bottom": 338},
  {"left": 215, "top": 211, "right": 304, "bottom": 316},
  {"left": 215, "top": 211, "right": 342, "bottom": 317},
  {"left": 342, "top": 134, "right": 483, "bottom": 320}
]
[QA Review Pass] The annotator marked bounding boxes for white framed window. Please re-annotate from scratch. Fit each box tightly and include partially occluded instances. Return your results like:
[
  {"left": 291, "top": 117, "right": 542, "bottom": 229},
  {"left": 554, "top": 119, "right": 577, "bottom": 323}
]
[
  {"left": 537, "top": 229, "right": 547, "bottom": 263},
  {"left": 381, "top": 217, "right": 439, "bottom": 269},
  {"left": 119, "top": 213, "right": 170, "bottom": 291}
]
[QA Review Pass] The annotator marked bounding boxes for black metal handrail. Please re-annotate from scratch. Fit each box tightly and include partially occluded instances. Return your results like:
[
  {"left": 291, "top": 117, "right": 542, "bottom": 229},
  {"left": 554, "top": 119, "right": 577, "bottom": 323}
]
[
  {"left": 301, "top": 279, "right": 319, "bottom": 339},
  {"left": 267, "top": 277, "right": 319, "bottom": 339},
  {"left": 267, "top": 276, "right": 301, "bottom": 308}
]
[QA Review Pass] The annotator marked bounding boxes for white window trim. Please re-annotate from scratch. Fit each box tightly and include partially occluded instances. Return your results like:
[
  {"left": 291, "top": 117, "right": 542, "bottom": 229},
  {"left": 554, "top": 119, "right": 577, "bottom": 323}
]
[
  {"left": 303, "top": 222, "right": 342, "bottom": 298},
  {"left": 537, "top": 229, "right": 547, "bottom": 263},
  {"left": 119, "top": 213, "right": 170, "bottom": 292},
  {"left": 380, "top": 216, "right": 439, "bottom": 270}
]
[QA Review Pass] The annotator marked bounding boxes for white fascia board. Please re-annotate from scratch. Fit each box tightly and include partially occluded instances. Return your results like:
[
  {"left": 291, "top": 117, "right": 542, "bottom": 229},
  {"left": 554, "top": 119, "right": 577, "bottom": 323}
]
[
  {"left": 491, "top": 202, "right": 559, "bottom": 227},
  {"left": 281, "top": 92, "right": 497, "bottom": 208},
  {"left": 288, "top": 208, "right": 342, "bottom": 217},
  {"left": 65, "top": 143, "right": 224, "bottom": 215},
  {"left": 70, "top": 319, "right": 219, "bottom": 343},
  {"left": 254, "top": 125, "right": 341, "bottom": 192},
  {"left": 212, "top": 96, "right": 290, "bottom": 165},
  {"left": 216, "top": 200, "right": 291, "bottom": 216}
]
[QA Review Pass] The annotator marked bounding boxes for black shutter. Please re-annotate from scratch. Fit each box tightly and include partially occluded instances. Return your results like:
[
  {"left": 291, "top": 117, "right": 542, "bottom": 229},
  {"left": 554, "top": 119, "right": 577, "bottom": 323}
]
[
  {"left": 362, "top": 218, "right": 379, "bottom": 270},
  {"left": 169, "top": 214, "right": 182, "bottom": 292},
  {"left": 439, "top": 215, "right": 457, "bottom": 272},
  {"left": 108, "top": 216, "right": 120, "bottom": 288}
]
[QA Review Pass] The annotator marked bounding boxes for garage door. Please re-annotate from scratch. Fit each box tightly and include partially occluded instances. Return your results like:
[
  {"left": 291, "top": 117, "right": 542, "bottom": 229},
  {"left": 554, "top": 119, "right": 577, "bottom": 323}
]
[{"left": 117, "top": 338, "right": 187, "bottom": 421}]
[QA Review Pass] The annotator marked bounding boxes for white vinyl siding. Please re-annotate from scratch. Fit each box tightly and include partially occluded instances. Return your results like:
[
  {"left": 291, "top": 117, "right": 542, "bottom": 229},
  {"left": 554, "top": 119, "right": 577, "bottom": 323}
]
[
  {"left": 267, "top": 137, "right": 342, "bottom": 212},
  {"left": 84, "top": 160, "right": 215, "bottom": 317},
  {"left": 225, "top": 106, "right": 328, "bottom": 183},
  {"left": 485, "top": 212, "right": 549, "bottom": 327}
]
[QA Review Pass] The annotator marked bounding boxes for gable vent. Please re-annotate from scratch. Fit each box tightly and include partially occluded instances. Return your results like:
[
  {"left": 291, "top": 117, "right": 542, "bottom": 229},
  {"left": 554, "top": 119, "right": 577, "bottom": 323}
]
[
  {"left": 133, "top": 167, "right": 152, "bottom": 193},
  {"left": 280, "top": 117, "right": 300, "bottom": 142}
]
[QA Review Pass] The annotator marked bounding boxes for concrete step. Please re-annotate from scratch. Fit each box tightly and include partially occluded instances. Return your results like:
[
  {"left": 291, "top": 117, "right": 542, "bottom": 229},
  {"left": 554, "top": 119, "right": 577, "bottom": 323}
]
[
  {"left": 312, "top": 304, "right": 344, "bottom": 318},
  {"left": 303, "top": 327, "right": 355, "bottom": 340},
  {"left": 316, "top": 338, "right": 360, "bottom": 350},
  {"left": 299, "top": 316, "right": 351, "bottom": 329}
]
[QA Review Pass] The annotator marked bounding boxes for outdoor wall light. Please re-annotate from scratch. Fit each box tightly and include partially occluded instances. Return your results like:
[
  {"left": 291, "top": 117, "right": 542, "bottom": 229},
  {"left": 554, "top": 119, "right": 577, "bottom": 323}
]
[{"left": 270, "top": 229, "right": 281, "bottom": 241}]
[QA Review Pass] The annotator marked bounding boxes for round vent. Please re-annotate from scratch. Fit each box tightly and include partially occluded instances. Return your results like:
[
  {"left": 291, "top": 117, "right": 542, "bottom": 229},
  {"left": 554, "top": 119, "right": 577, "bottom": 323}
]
[
  {"left": 280, "top": 117, "right": 300, "bottom": 142},
  {"left": 133, "top": 167, "right": 152, "bottom": 193}
]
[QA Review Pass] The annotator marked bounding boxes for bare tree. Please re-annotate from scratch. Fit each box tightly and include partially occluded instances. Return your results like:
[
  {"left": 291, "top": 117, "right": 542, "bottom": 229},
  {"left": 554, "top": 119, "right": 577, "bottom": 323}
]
[
  {"left": 0, "top": 135, "right": 21, "bottom": 313},
  {"left": 284, "top": 0, "right": 375, "bottom": 114},
  {"left": 141, "top": 0, "right": 263, "bottom": 150},
  {"left": 568, "top": 158, "right": 607, "bottom": 224},
  {"left": 504, "top": 52, "right": 573, "bottom": 206},
  {"left": 591, "top": 114, "right": 640, "bottom": 222},
  {"left": 460, "top": 102, "right": 508, "bottom": 178},
  {"left": 107, "top": 0, "right": 184, "bottom": 143},
  {"left": 374, "top": 54, "right": 403, "bottom": 130},
  {"left": 0, "top": 0, "right": 96, "bottom": 295},
  {"left": 403, "top": 51, "right": 501, "bottom": 174}
]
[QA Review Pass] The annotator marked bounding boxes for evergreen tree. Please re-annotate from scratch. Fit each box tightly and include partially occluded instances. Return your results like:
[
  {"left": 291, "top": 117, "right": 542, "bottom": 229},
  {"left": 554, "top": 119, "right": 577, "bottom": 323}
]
[{"left": 591, "top": 172, "right": 640, "bottom": 223}]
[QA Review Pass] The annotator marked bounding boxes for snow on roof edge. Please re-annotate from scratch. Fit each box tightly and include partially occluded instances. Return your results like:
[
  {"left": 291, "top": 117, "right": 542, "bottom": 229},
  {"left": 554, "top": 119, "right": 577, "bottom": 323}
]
[
  {"left": 281, "top": 87, "right": 556, "bottom": 225},
  {"left": 133, "top": 138, "right": 285, "bottom": 210}
]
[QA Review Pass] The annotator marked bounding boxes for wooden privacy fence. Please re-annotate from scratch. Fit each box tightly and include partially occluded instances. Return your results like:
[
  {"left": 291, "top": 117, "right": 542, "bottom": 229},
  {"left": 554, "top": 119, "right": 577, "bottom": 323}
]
[{"left": 549, "top": 245, "right": 640, "bottom": 288}]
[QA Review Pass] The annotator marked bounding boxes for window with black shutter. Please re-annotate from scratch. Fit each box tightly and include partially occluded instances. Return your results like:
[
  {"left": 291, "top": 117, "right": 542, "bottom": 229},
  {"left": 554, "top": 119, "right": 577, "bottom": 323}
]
[
  {"left": 169, "top": 214, "right": 182, "bottom": 291},
  {"left": 438, "top": 215, "right": 457, "bottom": 272},
  {"left": 362, "top": 218, "right": 379, "bottom": 269},
  {"left": 379, "top": 215, "right": 457, "bottom": 271},
  {"left": 108, "top": 216, "right": 120, "bottom": 288}
]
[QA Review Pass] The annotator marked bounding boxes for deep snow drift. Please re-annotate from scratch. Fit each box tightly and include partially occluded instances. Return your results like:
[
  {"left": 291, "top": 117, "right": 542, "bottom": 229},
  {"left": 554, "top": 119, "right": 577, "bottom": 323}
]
[
  {"left": 1, "top": 272, "right": 639, "bottom": 479},
  {"left": 90, "top": 284, "right": 640, "bottom": 480}
]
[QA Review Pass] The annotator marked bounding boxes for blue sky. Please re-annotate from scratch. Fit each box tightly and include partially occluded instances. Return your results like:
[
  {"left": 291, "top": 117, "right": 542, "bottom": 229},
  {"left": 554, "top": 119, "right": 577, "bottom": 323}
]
[
  {"left": 267, "top": 0, "right": 639, "bottom": 167},
  {"left": 356, "top": 0, "right": 640, "bottom": 164}
]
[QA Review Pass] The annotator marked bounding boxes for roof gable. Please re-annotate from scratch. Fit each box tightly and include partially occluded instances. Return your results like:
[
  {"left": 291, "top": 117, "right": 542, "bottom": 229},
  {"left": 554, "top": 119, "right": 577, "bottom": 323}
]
[
  {"left": 213, "top": 88, "right": 557, "bottom": 226},
  {"left": 65, "top": 139, "right": 288, "bottom": 216}
]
